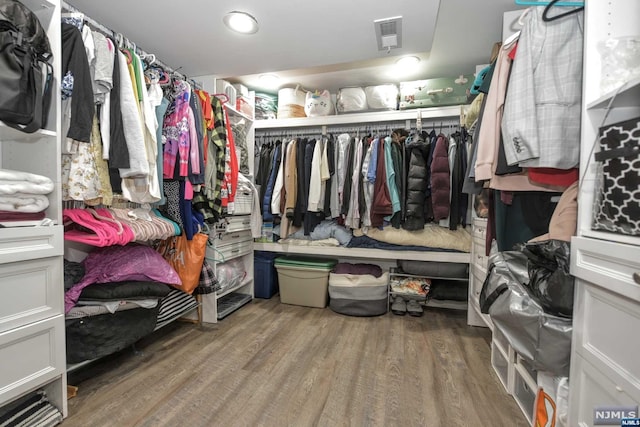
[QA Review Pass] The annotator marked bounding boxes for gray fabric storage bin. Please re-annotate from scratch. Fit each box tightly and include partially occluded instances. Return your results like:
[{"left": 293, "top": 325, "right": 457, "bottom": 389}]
[
  {"left": 329, "top": 272, "right": 389, "bottom": 317},
  {"left": 398, "top": 260, "right": 468, "bottom": 278}
]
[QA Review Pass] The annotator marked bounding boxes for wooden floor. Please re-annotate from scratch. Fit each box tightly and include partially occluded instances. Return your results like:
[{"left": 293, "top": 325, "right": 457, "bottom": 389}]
[{"left": 63, "top": 298, "right": 528, "bottom": 427}]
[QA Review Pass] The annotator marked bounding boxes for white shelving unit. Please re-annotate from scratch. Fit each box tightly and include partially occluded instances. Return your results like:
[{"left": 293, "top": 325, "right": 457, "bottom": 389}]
[
  {"left": 253, "top": 242, "right": 470, "bottom": 264},
  {"left": 254, "top": 106, "right": 472, "bottom": 312},
  {"left": 0, "top": 0, "right": 66, "bottom": 419},
  {"left": 186, "top": 216, "right": 255, "bottom": 323},
  {"left": 569, "top": 1, "right": 640, "bottom": 426},
  {"left": 254, "top": 106, "right": 463, "bottom": 130}
]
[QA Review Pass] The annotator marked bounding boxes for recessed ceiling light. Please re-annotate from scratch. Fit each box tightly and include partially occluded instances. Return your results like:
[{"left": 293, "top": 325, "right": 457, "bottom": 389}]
[
  {"left": 395, "top": 56, "right": 420, "bottom": 67},
  {"left": 223, "top": 11, "right": 259, "bottom": 34},
  {"left": 259, "top": 74, "right": 280, "bottom": 88}
]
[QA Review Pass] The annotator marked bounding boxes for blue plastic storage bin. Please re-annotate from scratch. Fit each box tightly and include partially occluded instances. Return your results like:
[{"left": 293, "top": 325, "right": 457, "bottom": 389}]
[{"left": 254, "top": 251, "right": 279, "bottom": 299}]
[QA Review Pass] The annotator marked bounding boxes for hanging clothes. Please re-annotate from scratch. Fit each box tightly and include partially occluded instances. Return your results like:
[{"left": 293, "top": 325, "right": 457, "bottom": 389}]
[
  {"left": 384, "top": 136, "right": 401, "bottom": 223},
  {"left": 430, "top": 135, "right": 451, "bottom": 221},
  {"left": 61, "top": 23, "right": 94, "bottom": 143},
  {"left": 220, "top": 107, "right": 239, "bottom": 208},
  {"left": 204, "top": 96, "right": 227, "bottom": 219},
  {"left": 345, "top": 138, "right": 364, "bottom": 229},
  {"left": 107, "top": 38, "right": 129, "bottom": 194},
  {"left": 371, "top": 138, "right": 392, "bottom": 227},
  {"left": 271, "top": 140, "right": 287, "bottom": 216},
  {"left": 474, "top": 41, "right": 559, "bottom": 192},
  {"left": 262, "top": 142, "right": 281, "bottom": 221},
  {"left": 404, "top": 133, "right": 429, "bottom": 231},
  {"left": 501, "top": 7, "right": 584, "bottom": 169},
  {"left": 163, "top": 81, "right": 191, "bottom": 179}
]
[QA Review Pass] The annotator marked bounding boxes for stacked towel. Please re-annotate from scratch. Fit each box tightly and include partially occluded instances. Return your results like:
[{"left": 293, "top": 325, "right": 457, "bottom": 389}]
[{"left": 0, "top": 169, "right": 54, "bottom": 215}]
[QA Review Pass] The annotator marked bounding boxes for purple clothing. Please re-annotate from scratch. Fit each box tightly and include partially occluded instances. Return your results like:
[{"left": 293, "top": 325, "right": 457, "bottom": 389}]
[
  {"left": 64, "top": 244, "right": 181, "bottom": 313},
  {"left": 163, "top": 81, "right": 191, "bottom": 178}
]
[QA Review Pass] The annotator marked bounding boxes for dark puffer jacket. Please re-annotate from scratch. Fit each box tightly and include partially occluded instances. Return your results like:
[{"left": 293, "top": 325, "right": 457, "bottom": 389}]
[
  {"left": 404, "top": 134, "right": 429, "bottom": 231},
  {"left": 430, "top": 135, "right": 451, "bottom": 221}
]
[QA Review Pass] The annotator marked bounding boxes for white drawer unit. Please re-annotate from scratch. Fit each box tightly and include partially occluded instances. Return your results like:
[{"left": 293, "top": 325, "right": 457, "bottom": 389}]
[
  {"left": 491, "top": 339, "right": 515, "bottom": 394},
  {"left": 0, "top": 0, "right": 66, "bottom": 418},
  {"left": 0, "top": 316, "right": 65, "bottom": 407},
  {"left": 468, "top": 217, "right": 491, "bottom": 328},
  {"left": 570, "top": 355, "right": 640, "bottom": 427},
  {"left": 0, "top": 226, "right": 63, "bottom": 265},
  {"left": 222, "top": 215, "right": 252, "bottom": 233},
  {"left": 578, "top": 283, "right": 640, "bottom": 385},
  {"left": 513, "top": 364, "right": 537, "bottom": 425},
  {"left": 0, "top": 257, "right": 63, "bottom": 334},
  {"left": 212, "top": 235, "right": 253, "bottom": 262}
]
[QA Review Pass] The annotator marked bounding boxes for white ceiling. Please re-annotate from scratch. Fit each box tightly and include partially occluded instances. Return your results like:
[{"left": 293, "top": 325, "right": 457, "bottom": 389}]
[{"left": 66, "top": 0, "right": 525, "bottom": 93}]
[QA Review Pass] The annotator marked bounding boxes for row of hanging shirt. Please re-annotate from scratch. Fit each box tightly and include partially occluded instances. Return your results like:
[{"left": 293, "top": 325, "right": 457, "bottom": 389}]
[
  {"left": 255, "top": 124, "right": 471, "bottom": 239},
  {"left": 59, "top": 14, "right": 244, "bottom": 229}
]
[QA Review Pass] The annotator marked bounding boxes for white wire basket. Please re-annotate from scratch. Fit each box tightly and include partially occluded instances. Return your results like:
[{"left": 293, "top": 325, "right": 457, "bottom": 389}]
[{"left": 230, "top": 191, "right": 253, "bottom": 215}]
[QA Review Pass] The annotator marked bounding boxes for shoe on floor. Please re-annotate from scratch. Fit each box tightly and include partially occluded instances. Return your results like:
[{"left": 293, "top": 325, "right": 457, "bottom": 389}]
[
  {"left": 406, "top": 299, "right": 424, "bottom": 317},
  {"left": 391, "top": 297, "right": 407, "bottom": 315}
]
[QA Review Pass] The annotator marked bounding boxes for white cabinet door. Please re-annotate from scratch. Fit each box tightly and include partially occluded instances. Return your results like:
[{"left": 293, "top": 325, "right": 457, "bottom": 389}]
[
  {"left": 0, "top": 316, "right": 65, "bottom": 406},
  {"left": 0, "top": 257, "right": 63, "bottom": 334}
]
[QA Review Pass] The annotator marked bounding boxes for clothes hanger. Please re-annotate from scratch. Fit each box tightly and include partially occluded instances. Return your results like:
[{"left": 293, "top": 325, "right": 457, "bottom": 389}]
[
  {"left": 120, "top": 48, "right": 132, "bottom": 64},
  {"left": 542, "top": 0, "right": 584, "bottom": 21}
]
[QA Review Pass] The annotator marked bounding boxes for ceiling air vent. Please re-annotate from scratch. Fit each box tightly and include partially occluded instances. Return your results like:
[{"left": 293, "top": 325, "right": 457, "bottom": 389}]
[{"left": 374, "top": 16, "right": 402, "bottom": 51}]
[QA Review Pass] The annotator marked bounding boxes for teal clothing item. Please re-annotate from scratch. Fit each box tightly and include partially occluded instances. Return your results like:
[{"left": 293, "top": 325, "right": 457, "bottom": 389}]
[
  {"left": 384, "top": 136, "right": 401, "bottom": 220},
  {"left": 155, "top": 97, "right": 170, "bottom": 205}
]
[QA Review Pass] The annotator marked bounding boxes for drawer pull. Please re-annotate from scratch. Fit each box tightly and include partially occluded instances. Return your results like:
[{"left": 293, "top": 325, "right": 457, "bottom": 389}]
[
  {"left": 615, "top": 385, "right": 624, "bottom": 392},
  {"left": 634, "top": 272, "right": 640, "bottom": 285},
  {"left": 231, "top": 249, "right": 240, "bottom": 253}
]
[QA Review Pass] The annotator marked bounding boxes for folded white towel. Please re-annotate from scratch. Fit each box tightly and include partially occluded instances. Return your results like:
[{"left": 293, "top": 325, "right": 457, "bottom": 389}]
[
  {"left": 0, "top": 194, "right": 50, "bottom": 212},
  {"left": 0, "top": 169, "right": 54, "bottom": 195}
]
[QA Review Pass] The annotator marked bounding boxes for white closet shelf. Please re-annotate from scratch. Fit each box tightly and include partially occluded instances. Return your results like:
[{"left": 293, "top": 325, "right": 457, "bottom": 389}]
[
  {"left": 254, "top": 242, "right": 470, "bottom": 263},
  {"left": 254, "top": 106, "right": 463, "bottom": 129},
  {"left": 587, "top": 76, "right": 640, "bottom": 110},
  {"left": 21, "top": 0, "right": 56, "bottom": 12},
  {"left": 224, "top": 104, "right": 254, "bottom": 122},
  {"left": 0, "top": 124, "right": 56, "bottom": 141},
  {"left": 216, "top": 276, "right": 252, "bottom": 300},
  {"left": 425, "top": 299, "right": 468, "bottom": 310}
]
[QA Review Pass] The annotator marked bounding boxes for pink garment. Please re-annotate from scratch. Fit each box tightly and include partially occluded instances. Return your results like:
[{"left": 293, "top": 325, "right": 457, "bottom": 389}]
[
  {"left": 64, "top": 209, "right": 113, "bottom": 246},
  {"left": 63, "top": 208, "right": 135, "bottom": 246},
  {"left": 188, "top": 106, "right": 200, "bottom": 175},
  {"left": 163, "top": 81, "right": 190, "bottom": 178}
]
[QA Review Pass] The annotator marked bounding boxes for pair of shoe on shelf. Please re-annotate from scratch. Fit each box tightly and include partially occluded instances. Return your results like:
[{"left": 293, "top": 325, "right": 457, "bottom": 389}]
[{"left": 391, "top": 297, "right": 423, "bottom": 317}]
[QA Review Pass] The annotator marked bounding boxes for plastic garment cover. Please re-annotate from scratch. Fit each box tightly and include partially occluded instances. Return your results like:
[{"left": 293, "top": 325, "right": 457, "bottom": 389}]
[
  {"left": 480, "top": 247, "right": 572, "bottom": 377},
  {"left": 523, "top": 240, "right": 574, "bottom": 318}
]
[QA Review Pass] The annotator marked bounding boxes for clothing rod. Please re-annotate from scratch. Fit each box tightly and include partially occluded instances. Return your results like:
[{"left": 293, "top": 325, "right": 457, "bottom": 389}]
[
  {"left": 255, "top": 119, "right": 460, "bottom": 137},
  {"left": 61, "top": 1, "right": 200, "bottom": 88}
]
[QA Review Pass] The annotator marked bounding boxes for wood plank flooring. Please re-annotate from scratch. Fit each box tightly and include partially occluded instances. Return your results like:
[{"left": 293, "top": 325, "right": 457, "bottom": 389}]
[{"left": 63, "top": 298, "right": 528, "bottom": 427}]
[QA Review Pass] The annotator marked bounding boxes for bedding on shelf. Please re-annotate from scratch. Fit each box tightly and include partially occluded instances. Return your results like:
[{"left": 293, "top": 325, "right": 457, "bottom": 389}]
[
  {"left": 278, "top": 237, "right": 341, "bottom": 247},
  {"left": 353, "top": 224, "right": 471, "bottom": 252},
  {"left": 66, "top": 306, "right": 161, "bottom": 363},
  {"left": 64, "top": 279, "right": 173, "bottom": 363},
  {"left": 346, "top": 235, "right": 461, "bottom": 252},
  {"left": 156, "top": 289, "right": 199, "bottom": 329}
]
